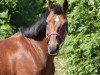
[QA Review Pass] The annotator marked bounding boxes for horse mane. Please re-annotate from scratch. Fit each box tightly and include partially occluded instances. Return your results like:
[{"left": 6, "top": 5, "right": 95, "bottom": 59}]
[
  {"left": 20, "top": 5, "right": 64, "bottom": 41},
  {"left": 20, "top": 10, "right": 49, "bottom": 40}
]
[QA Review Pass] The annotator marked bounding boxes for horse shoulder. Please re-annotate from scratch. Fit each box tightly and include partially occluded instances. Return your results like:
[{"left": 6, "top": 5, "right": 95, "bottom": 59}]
[{"left": 7, "top": 35, "right": 47, "bottom": 75}]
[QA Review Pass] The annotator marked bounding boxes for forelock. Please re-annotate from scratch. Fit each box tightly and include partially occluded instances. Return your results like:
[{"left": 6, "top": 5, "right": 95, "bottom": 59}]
[{"left": 53, "top": 5, "right": 63, "bottom": 15}]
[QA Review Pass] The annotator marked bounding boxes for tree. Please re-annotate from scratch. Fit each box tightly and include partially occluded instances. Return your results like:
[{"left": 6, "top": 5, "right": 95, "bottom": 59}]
[{"left": 0, "top": 0, "right": 46, "bottom": 39}]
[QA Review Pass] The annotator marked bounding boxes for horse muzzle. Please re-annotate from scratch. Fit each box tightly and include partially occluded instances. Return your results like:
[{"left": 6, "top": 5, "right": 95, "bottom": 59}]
[{"left": 48, "top": 44, "right": 59, "bottom": 55}]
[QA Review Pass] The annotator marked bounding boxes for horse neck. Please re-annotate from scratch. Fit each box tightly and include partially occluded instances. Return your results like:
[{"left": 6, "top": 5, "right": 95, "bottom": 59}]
[
  {"left": 29, "top": 37, "right": 54, "bottom": 60},
  {"left": 25, "top": 37, "right": 55, "bottom": 74},
  {"left": 28, "top": 37, "right": 47, "bottom": 56},
  {"left": 36, "top": 38, "right": 55, "bottom": 64}
]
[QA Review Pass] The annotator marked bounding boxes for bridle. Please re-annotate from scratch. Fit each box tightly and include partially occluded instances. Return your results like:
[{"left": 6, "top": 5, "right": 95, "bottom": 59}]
[{"left": 46, "top": 32, "right": 64, "bottom": 42}]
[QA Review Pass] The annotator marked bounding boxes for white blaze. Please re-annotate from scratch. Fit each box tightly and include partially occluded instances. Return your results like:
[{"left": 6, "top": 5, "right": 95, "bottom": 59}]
[{"left": 55, "top": 16, "right": 59, "bottom": 22}]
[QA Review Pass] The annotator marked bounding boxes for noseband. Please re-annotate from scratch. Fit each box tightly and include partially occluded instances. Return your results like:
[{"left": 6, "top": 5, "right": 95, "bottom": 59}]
[{"left": 46, "top": 32, "right": 64, "bottom": 42}]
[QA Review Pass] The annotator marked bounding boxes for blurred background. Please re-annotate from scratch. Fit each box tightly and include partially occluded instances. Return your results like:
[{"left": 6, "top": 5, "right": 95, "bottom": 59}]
[{"left": 0, "top": 0, "right": 100, "bottom": 75}]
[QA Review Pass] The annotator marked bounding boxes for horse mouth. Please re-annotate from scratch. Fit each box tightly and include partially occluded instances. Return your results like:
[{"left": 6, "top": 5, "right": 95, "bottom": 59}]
[{"left": 48, "top": 47, "right": 59, "bottom": 56}]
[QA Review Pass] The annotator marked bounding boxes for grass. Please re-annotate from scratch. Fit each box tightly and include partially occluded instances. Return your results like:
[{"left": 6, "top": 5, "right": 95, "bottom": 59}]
[
  {"left": 54, "top": 38, "right": 68, "bottom": 75},
  {"left": 54, "top": 56, "right": 67, "bottom": 75},
  {"left": 54, "top": 46, "right": 68, "bottom": 75}
]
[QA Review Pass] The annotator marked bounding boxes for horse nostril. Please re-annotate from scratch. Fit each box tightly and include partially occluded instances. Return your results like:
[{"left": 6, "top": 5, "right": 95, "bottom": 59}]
[
  {"left": 56, "top": 44, "right": 59, "bottom": 50},
  {"left": 48, "top": 44, "right": 59, "bottom": 54}
]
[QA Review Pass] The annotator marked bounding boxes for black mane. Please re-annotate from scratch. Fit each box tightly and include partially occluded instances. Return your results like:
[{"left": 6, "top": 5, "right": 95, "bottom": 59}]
[
  {"left": 20, "top": 5, "right": 63, "bottom": 40},
  {"left": 21, "top": 10, "right": 49, "bottom": 40}
]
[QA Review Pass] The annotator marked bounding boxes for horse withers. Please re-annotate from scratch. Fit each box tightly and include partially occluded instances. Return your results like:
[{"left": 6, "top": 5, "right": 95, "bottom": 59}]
[{"left": 0, "top": 0, "right": 68, "bottom": 75}]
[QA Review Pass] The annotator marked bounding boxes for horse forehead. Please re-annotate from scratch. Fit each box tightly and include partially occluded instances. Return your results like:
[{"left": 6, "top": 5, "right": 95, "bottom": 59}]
[{"left": 54, "top": 16, "right": 59, "bottom": 22}]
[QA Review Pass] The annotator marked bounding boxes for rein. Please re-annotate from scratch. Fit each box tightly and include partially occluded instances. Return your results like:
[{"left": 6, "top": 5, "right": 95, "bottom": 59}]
[{"left": 46, "top": 32, "right": 64, "bottom": 42}]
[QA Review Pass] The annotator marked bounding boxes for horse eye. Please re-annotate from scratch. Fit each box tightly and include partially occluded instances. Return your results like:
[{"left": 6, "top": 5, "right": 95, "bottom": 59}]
[{"left": 63, "top": 21, "right": 68, "bottom": 32}]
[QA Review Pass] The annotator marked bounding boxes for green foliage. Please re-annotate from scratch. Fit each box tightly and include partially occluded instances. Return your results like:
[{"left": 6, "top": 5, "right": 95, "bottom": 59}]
[
  {"left": 0, "top": 24, "right": 14, "bottom": 39},
  {"left": 0, "top": 8, "right": 13, "bottom": 39},
  {"left": 0, "top": 0, "right": 18, "bottom": 39},
  {"left": 59, "top": 0, "right": 100, "bottom": 75},
  {"left": 0, "top": 0, "right": 46, "bottom": 39}
]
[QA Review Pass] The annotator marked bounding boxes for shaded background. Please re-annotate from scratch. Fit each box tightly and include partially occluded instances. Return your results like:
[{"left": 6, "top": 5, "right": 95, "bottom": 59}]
[{"left": 0, "top": 0, "right": 100, "bottom": 75}]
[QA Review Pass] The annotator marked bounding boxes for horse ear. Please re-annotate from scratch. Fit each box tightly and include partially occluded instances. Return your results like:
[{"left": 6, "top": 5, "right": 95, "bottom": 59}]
[
  {"left": 48, "top": 0, "right": 53, "bottom": 11},
  {"left": 62, "top": 0, "right": 68, "bottom": 14}
]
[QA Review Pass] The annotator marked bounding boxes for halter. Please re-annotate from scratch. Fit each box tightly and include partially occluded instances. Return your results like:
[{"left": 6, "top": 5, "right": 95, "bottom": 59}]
[
  {"left": 46, "top": 32, "right": 64, "bottom": 56},
  {"left": 46, "top": 32, "right": 64, "bottom": 42}
]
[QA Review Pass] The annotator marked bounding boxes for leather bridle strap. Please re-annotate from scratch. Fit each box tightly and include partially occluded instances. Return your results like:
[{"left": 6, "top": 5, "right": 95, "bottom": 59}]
[{"left": 46, "top": 32, "right": 64, "bottom": 42}]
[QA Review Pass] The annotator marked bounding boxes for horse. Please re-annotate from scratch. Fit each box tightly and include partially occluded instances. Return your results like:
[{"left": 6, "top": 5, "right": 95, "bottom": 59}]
[{"left": 0, "top": 0, "right": 68, "bottom": 75}]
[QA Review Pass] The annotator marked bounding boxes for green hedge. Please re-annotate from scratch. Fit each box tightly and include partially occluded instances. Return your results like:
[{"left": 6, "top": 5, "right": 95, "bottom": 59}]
[
  {"left": 0, "top": 0, "right": 46, "bottom": 39},
  {"left": 60, "top": 0, "right": 100, "bottom": 74}
]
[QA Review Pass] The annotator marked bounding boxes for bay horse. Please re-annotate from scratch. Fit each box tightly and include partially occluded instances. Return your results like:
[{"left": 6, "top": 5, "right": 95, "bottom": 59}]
[{"left": 0, "top": 0, "right": 68, "bottom": 75}]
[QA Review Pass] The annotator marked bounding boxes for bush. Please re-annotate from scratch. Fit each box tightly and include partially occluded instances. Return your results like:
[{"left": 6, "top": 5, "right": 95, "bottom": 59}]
[
  {"left": 60, "top": 0, "right": 100, "bottom": 74},
  {"left": 0, "top": 0, "right": 46, "bottom": 39}
]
